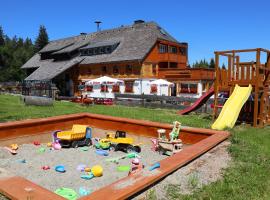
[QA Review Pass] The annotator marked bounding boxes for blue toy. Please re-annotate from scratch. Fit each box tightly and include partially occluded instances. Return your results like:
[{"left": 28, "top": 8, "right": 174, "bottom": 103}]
[
  {"left": 149, "top": 162, "right": 160, "bottom": 171},
  {"left": 81, "top": 173, "right": 94, "bottom": 180},
  {"left": 55, "top": 165, "right": 66, "bottom": 173},
  {"left": 95, "top": 149, "right": 109, "bottom": 156},
  {"left": 79, "top": 187, "right": 91, "bottom": 196}
]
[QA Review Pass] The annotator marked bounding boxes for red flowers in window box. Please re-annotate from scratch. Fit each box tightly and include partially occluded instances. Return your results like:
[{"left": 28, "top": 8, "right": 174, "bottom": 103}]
[
  {"left": 86, "top": 85, "right": 93, "bottom": 92},
  {"left": 112, "top": 85, "right": 120, "bottom": 93},
  {"left": 150, "top": 85, "right": 157, "bottom": 93},
  {"left": 125, "top": 81, "right": 134, "bottom": 93}
]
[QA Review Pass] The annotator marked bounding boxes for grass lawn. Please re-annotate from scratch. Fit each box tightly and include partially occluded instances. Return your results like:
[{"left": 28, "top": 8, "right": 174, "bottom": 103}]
[{"left": 0, "top": 94, "right": 270, "bottom": 200}]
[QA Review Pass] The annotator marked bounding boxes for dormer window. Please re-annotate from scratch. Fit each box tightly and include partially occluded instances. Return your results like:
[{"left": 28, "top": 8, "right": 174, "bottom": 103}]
[{"left": 79, "top": 41, "right": 120, "bottom": 56}]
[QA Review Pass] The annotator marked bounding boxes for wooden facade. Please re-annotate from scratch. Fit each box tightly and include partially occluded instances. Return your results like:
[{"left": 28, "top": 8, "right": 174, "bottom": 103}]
[
  {"left": 71, "top": 40, "right": 214, "bottom": 96},
  {"left": 213, "top": 48, "right": 270, "bottom": 127}
]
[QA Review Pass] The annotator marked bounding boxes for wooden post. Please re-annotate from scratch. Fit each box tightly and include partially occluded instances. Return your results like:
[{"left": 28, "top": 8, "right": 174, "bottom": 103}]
[
  {"left": 228, "top": 55, "right": 232, "bottom": 87},
  {"left": 213, "top": 52, "right": 220, "bottom": 119},
  {"left": 236, "top": 56, "right": 240, "bottom": 81},
  {"left": 253, "top": 49, "right": 261, "bottom": 127}
]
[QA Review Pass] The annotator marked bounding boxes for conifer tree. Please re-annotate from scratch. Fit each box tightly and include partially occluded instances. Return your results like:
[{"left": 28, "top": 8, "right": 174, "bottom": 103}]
[
  {"left": 209, "top": 58, "right": 215, "bottom": 68},
  {"left": 34, "top": 25, "right": 49, "bottom": 52},
  {"left": 0, "top": 26, "right": 4, "bottom": 46}
]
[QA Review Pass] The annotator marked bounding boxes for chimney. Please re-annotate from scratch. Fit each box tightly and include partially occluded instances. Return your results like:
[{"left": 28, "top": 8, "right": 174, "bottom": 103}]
[
  {"left": 94, "top": 21, "right": 102, "bottom": 32},
  {"left": 134, "top": 20, "right": 145, "bottom": 25}
]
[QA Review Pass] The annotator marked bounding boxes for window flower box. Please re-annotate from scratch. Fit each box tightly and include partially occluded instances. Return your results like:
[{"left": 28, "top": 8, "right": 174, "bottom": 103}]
[
  {"left": 150, "top": 85, "right": 157, "bottom": 93},
  {"left": 86, "top": 85, "right": 93, "bottom": 92},
  {"left": 112, "top": 85, "right": 120, "bottom": 93}
]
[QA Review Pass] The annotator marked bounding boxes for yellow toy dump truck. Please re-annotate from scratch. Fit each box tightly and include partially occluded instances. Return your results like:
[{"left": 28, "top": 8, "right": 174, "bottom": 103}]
[
  {"left": 105, "top": 131, "right": 141, "bottom": 153},
  {"left": 55, "top": 125, "right": 92, "bottom": 148}
]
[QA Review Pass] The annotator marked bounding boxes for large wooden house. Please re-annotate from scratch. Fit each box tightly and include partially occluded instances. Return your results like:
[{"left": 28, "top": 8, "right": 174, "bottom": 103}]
[{"left": 22, "top": 20, "right": 214, "bottom": 97}]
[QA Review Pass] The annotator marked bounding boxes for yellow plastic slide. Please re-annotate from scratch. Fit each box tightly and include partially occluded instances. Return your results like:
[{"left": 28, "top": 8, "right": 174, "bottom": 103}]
[{"left": 211, "top": 84, "right": 252, "bottom": 130}]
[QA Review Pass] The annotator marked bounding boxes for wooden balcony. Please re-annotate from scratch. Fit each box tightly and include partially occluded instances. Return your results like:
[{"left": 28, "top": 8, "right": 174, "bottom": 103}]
[{"left": 158, "top": 68, "right": 214, "bottom": 81}]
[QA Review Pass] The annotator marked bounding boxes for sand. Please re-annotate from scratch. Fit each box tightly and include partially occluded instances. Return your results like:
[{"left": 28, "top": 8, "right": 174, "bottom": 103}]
[
  {"left": 0, "top": 142, "right": 166, "bottom": 197},
  {"left": 0, "top": 141, "right": 231, "bottom": 200}
]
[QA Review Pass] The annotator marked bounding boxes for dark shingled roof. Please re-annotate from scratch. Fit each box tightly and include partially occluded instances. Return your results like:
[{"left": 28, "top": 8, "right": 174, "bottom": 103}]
[
  {"left": 25, "top": 57, "right": 84, "bottom": 80},
  {"left": 22, "top": 21, "right": 181, "bottom": 80}
]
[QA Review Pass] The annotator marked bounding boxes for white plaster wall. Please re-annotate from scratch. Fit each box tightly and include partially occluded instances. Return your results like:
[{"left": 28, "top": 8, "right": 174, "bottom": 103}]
[{"left": 81, "top": 78, "right": 172, "bottom": 98}]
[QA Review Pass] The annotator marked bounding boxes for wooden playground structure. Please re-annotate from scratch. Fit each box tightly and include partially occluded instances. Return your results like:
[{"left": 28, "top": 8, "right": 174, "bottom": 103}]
[{"left": 213, "top": 48, "right": 270, "bottom": 127}]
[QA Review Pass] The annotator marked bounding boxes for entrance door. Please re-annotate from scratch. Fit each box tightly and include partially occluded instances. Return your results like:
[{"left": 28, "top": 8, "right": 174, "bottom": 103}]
[{"left": 171, "top": 83, "right": 177, "bottom": 96}]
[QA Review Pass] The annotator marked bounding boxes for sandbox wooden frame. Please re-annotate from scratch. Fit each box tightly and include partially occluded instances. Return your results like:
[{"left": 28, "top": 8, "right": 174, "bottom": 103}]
[{"left": 0, "top": 113, "right": 230, "bottom": 200}]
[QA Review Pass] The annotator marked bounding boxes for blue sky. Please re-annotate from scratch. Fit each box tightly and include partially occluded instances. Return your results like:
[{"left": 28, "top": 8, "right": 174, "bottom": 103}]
[{"left": 1, "top": 0, "right": 269, "bottom": 64}]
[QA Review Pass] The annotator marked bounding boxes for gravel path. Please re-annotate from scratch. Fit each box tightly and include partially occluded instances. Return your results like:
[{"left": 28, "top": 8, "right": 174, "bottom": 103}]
[{"left": 134, "top": 141, "right": 231, "bottom": 199}]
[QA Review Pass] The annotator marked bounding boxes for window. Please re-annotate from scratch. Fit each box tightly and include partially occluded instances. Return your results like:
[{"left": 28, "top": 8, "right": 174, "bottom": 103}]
[
  {"left": 189, "top": 84, "right": 197, "bottom": 94},
  {"left": 152, "top": 64, "right": 157, "bottom": 75},
  {"left": 88, "top": 49, "right": 93, "bottom": 55},
  {"left": 159, "top": 44, "right": 168, "bottom": 53},
  {"left": 105, "top": 46, "right": 112, "bottom": 53},
  {"left": 125, "top": 81, "right": 134, "bottom": 93},
  {"left": 180, "top": 84, "right": 189, "bottom": 93},
  {"left": 169, "top": 46, "right": 177, "bottom": 54},
  {"left": 113, "top": 66, "right": 119, "bottom": 74},
  {"left": 102, "top": 66, "right": 107, "bottom": 74},
  {"left": 100, "top": 47, "right": 105, "bottom": 54},
  {"left": 86, "top": 85, "right": 93, "bottom": 92},
  {"left": 180, "top": 83, "right": 197, "bottom": 94},
  {"left": 179, "top": 47, "right": 187, "bottom": 56},
  {"left": 112, "top": 85, "right": 120, "bottom": 93},
  {"left": 100, "top": 84, "right": 108, "bottom": 92},
  {"left": 87, "top": 68, "right": 92, "bottom": 74},
  {"left": 93, "top": 48, "right": 98, "bottom": 55},
  {"left": 126, "top": 65, "right": 132, "bottom": 74},
  {"left": 150, "top": 85, "right": 157, "bottom": 93}
]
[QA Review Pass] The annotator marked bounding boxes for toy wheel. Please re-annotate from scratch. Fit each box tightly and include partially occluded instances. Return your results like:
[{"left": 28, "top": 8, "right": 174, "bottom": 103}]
[
  {"left": 85, "top": 139, "right": 92, "bottom": 146},
  {"left": 71, "top": 141, "right": 79, "bottom": 148},
  {"left": 110, "top": 144, "right": 117, "bottom": 151},
  {"left": 126, "top": 145, "right": 135, "bottom": 153},
  {"left": 133, "top": 146, "right": 141, "bottom": 153}
]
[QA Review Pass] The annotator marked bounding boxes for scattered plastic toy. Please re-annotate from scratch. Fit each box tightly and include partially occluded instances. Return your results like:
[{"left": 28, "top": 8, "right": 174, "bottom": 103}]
[
  {"left": 95, "top": 149, "right": 109, "bottom": 156},
  {"left": 106, "top": 152, "right": 140, "bottom": 163},
  {"left": 52, "top": 142, "right": 61, "bottom": 150},
  {"left": 132, "top": 158, "right": 140, "bottom": 165},
  {"left": 4, "top": 147, "right": 17, "bottom": 155},
  {"left": 149, "top": 162, "right": 160, "bottom": 171},
  {"left": 91, "top": 165, "right": 103, "bottom": 177},
  {"left": 33, "top": 141, "right": 40, "bottom": 146},
  {"left": 129, "top": 158, "right": 144, "bottom": 175},
  {"left": 55, "top": 165, "right": 66, "bottom": 173},
  {"left": 84, "top": 167, "right": 91, "bottom": 172},
  {"left": 79, "top": 187, "right": 91, "bottom": 196},
  {"left": 103, "top": 131, "right": 141, "bottom": 153},
  {"left": 18, "top": 159, "right": 26, "bottom": 163},
  {"left": 47, "top": 142, "right": 52, "bottom": 147},
  {"left": 42, "top": 165, "right": 50, "bottom": 170},
  {"left": 76, "top": 164, "right": 86, "bottom": 172},
  {"left": 10, "top": 144, "right": 18, "bottom": 150},
  {"left": 80, "top": 146, "right": 89, "bottom": 151},
  {"left": 38, "top": 147, "right": 46, "bottom": 153},
  {"left": 54, "top": 125, "right": 92, "bottom": 148},
  {"left": 95, "top": 138, "right": 111, "bottom": 150},
  {"left": 81, "top": 173, "right": 94, "bottom": 180},
  {"left": 150, "top": 138, "right": 158, "bottom": 151},
  {"left": 55, "top": 187, "right": 78, "bottom": 200},
  {"left": 117, "top": 165, "right": 130, "bottom": 172}
]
